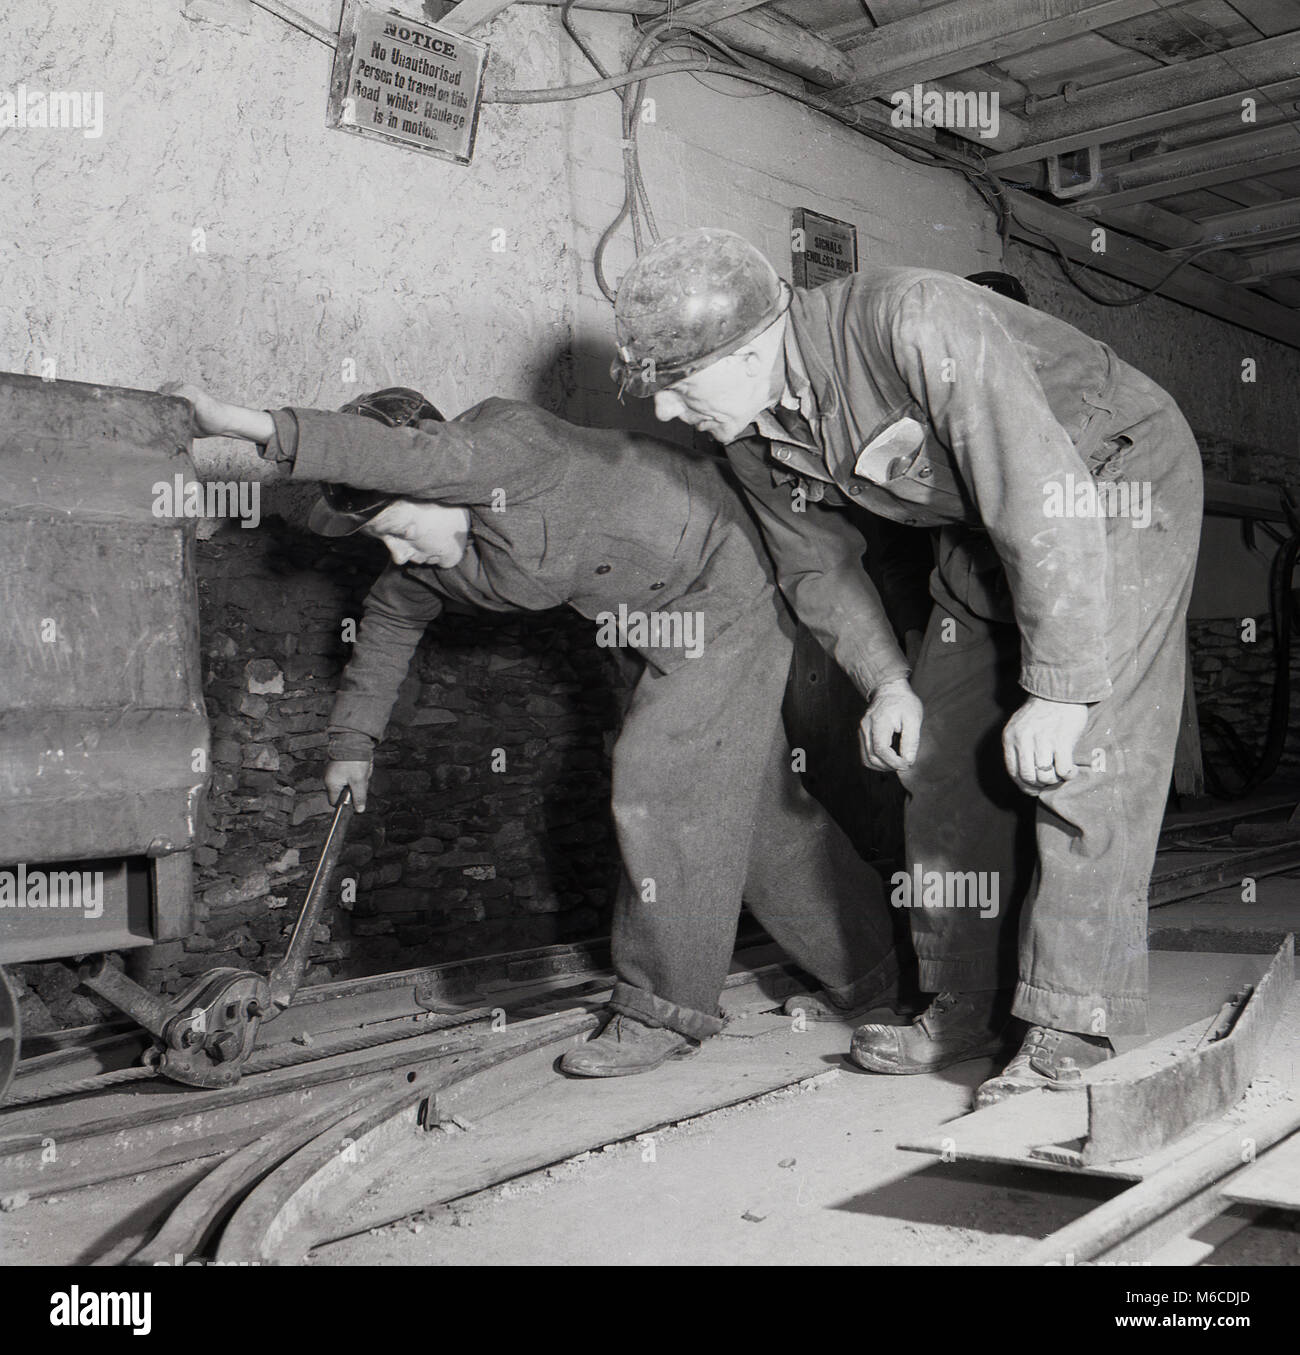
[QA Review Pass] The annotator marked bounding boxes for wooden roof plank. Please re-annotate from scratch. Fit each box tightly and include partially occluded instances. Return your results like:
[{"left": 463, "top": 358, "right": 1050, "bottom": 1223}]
[
  {"left": 664, "top": 0, "right": 775, "bottom": 26},
  {"left": 518, "top": 0, "right": 853, "bottom": 84},
  {"left": 1239, "top": 239, "right": 1300, "bottom": 279},
  {"left": 830, "top": 0, "right": 1162, "bottom": 106},
  {"left": 1195, "top": 194, "right": 1300, "bottom": 245},
  {"left": 1223, "top": 0, "right": 1300, "bottom": 37},
  {"left": 1067, "top": 123, "right": 1300, "bottom": 210},
  {"left": 1009, "top": 189, "right": 1300, "bottom": 348},
  {"left": 987, "top": 30, "right": 1300, "bottom": 167},
  {"left": 441, "top": 0, "right": 517, "bottom": 33}
]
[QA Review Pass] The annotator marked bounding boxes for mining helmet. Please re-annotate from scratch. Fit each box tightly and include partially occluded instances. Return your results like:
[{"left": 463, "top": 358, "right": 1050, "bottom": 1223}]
[
  {"left": 610, "top": 228, "right": 791, "bottom": 398},
  {"left": 308, "top": 387, "right": 446, "bottom": 538},
  {"left": 965, "top": 271, "right": 1029, "bottom": 305}
]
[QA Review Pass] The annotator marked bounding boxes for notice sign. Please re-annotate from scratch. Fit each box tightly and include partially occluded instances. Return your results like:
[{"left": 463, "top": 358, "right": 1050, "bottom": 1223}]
[
  {"left": 327, "top": 1, "right": 487, "bottom": 166},
  {"left": 791, "top": 209, "right": 859, "bottom": 289}
]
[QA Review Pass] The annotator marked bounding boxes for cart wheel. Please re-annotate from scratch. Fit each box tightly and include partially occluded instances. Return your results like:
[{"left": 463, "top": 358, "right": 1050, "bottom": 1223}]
[{"left": 0, "top": 966, "right": 19, "bottom": 1104}]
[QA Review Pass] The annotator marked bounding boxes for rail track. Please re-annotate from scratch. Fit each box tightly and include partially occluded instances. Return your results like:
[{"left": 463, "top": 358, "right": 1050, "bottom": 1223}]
[
  {"left": 4, "top": 798, "right": 1300, "bottom": 1265},
  {"left": 0, "top": 936, "right": 820, "bottom": 1262}
]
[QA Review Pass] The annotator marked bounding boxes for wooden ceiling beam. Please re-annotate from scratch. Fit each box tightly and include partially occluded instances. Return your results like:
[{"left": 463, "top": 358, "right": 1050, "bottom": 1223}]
[
  {"left": 1239, "top": 239, "right": 1300, "bottom": 281},
  {"left": 1098, "top": 80, "right": 1300, "bottom": 161},
  {"left": 1086, "top": 202, "right": 1213, "bottom": 249},
  {"left": 518, "top": 0, "right": 852, "bottom": 85},
  {"left": 1065, "top": 124, "right": 1300, "bottom": 211},
  {"left": 1064, "top": 202, "right": 1253, "bottom": 280},
  {"left": 986, "top": 31, "right": 1300, "bottom": 169},
  {"left": 665, "top": 0, "right": 775, "bottom": 25},
  {"left": 828, "top": 0, "right": 1161, "bottom": 105},
  {"left": 1008, "top": 189, "right": 1300, "bottom": 349},
  {"left": 442, "top": 0, "right": 519, "bottom": 34},
  {"left": 1194, "top": 196, "right": 1300, "bottom": 248}
]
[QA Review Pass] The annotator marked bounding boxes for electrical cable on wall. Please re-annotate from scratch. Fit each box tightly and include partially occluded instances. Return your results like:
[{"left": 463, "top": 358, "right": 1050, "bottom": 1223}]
[
  {"left": 237, "top": 0, "right": 1027, "bottom": 299},
  {"left": 1000, "top": 216, "right": 1245, "bottom": 308},
  {"left": 240, "top": 0, "right": 1298, "bottom": 318},
  {"left": 494, "top": 8, "right": 1014, "bottom": 299}
]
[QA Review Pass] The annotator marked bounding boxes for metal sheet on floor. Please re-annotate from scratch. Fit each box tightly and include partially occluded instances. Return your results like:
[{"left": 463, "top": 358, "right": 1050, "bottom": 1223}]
[
  {"left": 1221, "top": 1130, "right": 1300, "bottom": 1210},
  {"left": 899, "top": 950, "right": 1300, "bottom": 1183}
]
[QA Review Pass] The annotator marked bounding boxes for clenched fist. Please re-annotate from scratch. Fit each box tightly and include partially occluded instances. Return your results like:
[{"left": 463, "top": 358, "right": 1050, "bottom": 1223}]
[
  {"left": 325, "top": 759, "right": 372, "bottom": 813},
  {"left": 859, "top": 677, "right": 923, "bottom": 773},
  {"left": 1002, "top": 696, "right": 1089, "bottom": 795}
]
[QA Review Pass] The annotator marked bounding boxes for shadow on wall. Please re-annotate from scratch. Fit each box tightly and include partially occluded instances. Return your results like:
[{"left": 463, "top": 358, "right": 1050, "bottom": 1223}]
[{"left": 529, "top": 330, "right": 698, "bottom": 446}]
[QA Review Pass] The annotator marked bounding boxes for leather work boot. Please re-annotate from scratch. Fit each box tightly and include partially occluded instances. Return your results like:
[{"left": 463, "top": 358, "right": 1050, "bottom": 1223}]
[
  {"left": 849, "top": 989, "right": 1014, "bottom": 1074},
  {"left": 783, "top": 974, "right": 922, "bottom": 1023},
  {"left": 974, "top": 1025, "right": 1114, "bottom": 1109},
  {"left": 560, "top": 1013, "right": 701, "bottom": 1078}
]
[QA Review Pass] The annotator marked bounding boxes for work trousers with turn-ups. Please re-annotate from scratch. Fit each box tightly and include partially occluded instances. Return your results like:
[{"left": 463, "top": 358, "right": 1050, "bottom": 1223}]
[
  {"left": 898, "top": 374, "right": 1203, "bottom": 1037},
  {"left": 607, "top": 590, "right": 899, "bottom": 1040}
]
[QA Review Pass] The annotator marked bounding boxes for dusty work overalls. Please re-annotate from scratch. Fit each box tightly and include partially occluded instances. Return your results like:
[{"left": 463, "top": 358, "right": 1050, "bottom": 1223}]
[
  {"left": 724, "top": 268, "right": 1203, "bottom": 1036},
  {"left": 266, "top": 398, "right": 901, "bottom": 1041}
]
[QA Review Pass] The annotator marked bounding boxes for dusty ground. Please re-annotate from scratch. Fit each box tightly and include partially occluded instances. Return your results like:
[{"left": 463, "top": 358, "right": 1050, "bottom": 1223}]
[
  {"left": 309, "top": 1044, "right": 1300, "bottom": 1267},
  {"left": 6, "top": 880, "right": 1300, "bottom": 1267},
  {"left": 309, "top": 905, "right": 1300, "bottom": 1268},
  {"left": 5, "top": 1030, "right": 1298, "bottom": 1267}
]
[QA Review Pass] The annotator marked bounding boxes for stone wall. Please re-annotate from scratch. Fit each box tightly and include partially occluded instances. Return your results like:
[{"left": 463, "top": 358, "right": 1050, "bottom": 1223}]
[
  {"left": 1190, "top": 617, "right": 1300, "bottom": 794},
  {"left": 176, "top": 524, "right": 627, "bottom": 996}
]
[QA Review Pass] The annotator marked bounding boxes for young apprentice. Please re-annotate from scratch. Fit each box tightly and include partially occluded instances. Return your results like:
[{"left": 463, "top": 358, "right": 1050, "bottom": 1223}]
[
  {"left": 609, "top": 229, "right": 1202, "bottom": 1106},
  {"left": 168, "top": 382, "right": 906, "bottom": 1077}
]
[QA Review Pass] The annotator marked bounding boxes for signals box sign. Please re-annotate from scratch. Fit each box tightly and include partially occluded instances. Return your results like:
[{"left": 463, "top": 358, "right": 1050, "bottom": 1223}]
[
  {"left": 791, "top": 209, "right": 859, "bottom": 289},
  {"left": 327, "top": 1, "right": 487, "bottom": 166}
]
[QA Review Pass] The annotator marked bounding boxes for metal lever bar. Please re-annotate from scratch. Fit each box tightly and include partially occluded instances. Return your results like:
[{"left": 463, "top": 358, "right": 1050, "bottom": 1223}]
[
  {"left": 1194, "top": 986, "right": 1252, "bottom": 1051},
  {"left": 267, "top": 787, "right": 355, "bottom": 1015},
  {"left": 78, "top": 955, "right": 177, "bottom": 1038}
]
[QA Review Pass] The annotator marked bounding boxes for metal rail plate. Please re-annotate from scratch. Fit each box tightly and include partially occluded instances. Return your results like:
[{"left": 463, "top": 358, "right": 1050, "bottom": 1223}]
[{"left": 1082, "top": 934, "right": 1294, "bottom": 1164}]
